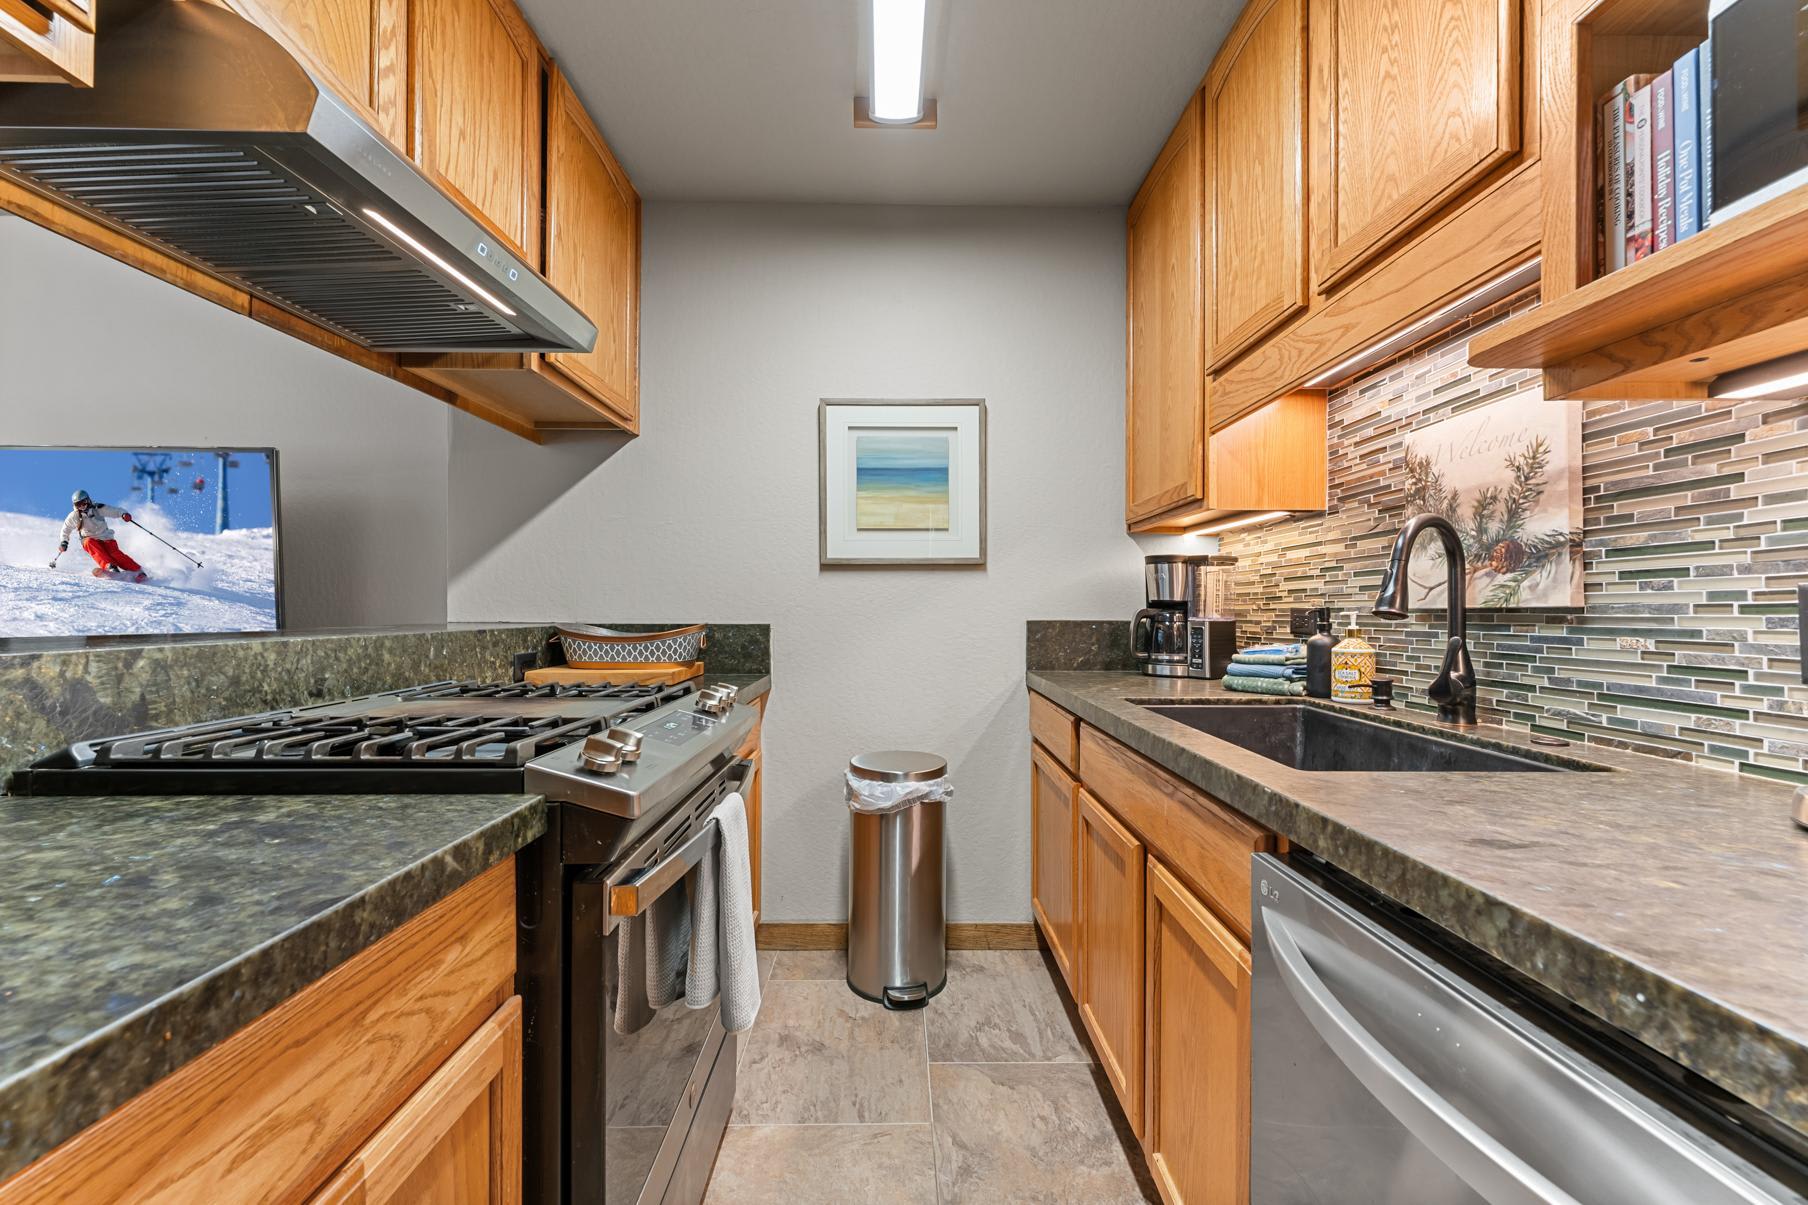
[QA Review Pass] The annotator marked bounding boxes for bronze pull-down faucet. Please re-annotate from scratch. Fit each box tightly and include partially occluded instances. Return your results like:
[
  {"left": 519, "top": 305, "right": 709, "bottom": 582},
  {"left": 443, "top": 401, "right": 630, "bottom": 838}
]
[{"left": 1372, "top": 513, "right": 1479, "bottom": 726}]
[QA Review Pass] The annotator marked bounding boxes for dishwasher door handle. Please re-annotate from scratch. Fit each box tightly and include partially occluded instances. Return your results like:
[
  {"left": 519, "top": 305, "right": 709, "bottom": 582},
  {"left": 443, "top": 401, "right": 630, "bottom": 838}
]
[{"left": 1262, "top": 906, "right": 1581, "bottom": 1205}]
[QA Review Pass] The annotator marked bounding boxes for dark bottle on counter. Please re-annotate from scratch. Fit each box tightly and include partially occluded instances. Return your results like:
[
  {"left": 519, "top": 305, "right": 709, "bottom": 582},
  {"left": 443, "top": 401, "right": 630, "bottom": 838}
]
[{"left": 1305, "top": 608, "right": 1335, "bottom": 699}]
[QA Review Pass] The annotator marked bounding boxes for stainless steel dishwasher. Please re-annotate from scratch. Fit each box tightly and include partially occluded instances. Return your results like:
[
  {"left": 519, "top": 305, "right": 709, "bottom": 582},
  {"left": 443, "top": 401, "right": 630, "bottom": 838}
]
[{"left": 1250, "top": 853, "right": 1808, "bottom": 1204}]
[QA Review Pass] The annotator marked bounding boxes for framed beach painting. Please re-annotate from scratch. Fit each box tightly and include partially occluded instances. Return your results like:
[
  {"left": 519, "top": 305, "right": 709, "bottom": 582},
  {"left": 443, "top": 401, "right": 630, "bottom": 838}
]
[{"left": 819, "top": 399, "right": 986, "bottom": 565}]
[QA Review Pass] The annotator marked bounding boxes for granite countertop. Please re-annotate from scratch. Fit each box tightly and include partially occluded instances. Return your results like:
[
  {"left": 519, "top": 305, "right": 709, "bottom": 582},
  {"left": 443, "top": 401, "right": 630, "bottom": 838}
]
[
  {"left": 1027, "top": 670, "right": 1808, "bottom": 1141},
  {"left": 0, "top": 791, "right": 546, "bottom": 1180}
]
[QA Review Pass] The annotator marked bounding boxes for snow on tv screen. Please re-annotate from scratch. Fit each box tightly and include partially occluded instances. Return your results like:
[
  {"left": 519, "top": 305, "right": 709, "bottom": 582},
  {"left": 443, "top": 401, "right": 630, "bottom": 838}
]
[{"left": 0, "top": 447, "right": 281, "bottom": 637}]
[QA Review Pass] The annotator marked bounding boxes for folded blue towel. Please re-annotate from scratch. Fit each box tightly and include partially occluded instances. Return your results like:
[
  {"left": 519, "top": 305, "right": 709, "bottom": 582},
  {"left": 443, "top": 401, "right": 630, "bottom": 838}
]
[
  {"left": 1222, "top": 675, "right": 1307, "bottom": 697},
  {"left": 1223, "top": 664, "right": 1306, "bottom": 680},
  {"left": 1238, "top": 643, "right": 1303, "bottom": 658}
]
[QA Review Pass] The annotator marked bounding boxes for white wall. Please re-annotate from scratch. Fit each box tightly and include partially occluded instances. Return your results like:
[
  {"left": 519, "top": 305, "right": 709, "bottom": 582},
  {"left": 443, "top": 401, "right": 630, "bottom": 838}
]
[
  {"left": 0, "top": 214, "right": 452, "bottom": 627},
  {"left": 449, "top": 202, "right": 1170, "bottom": 922}
]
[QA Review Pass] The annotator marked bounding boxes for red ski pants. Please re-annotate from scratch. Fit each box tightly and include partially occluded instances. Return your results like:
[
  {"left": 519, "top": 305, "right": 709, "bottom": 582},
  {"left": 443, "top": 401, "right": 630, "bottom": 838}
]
[{"left": 83, "top": 537, "right": 142, "bottom": 574}]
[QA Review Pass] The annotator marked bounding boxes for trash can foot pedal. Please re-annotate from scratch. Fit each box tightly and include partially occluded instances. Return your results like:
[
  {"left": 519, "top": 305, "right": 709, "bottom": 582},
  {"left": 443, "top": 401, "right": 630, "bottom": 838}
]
[{"left": 882, "top": 983, "right": 929, "bottom": 1011}]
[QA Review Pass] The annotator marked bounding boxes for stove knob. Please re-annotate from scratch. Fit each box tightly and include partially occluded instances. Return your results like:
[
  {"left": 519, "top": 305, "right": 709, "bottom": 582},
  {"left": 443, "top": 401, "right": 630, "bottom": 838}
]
[
  {"left": 604, "top": 727, "right": 644, "bottom": 762},
  {"left": 695, "top": 688, "right": 728, "bottom": 715},
  {"left": 580, "top": 735, "right": 628, "bottom": 774},
  {"left": 713, "top": 684, "right": 739, "bottom": 705}
]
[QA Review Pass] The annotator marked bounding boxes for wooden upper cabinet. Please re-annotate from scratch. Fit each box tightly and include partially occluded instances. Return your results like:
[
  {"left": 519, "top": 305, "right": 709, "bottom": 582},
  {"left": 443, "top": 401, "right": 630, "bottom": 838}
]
[
  {"left": 1144, "top": 857, "right": 1252, "bottom": 1205},
  {"left": 0, "top": 0, "right": 94, "bottom": 85},
  {"left": 543, "top": 67, "right": 640, "bottom": 427},
  {"left": 232, "top": 0, "right": 406, "bottom": 146},
  {"left": 410, "top": 0, "right": 543, "bottom": 266},
  {"left": 1126, "top": 93, "right": 1206, "bottom": 525},
  {"left": 1077, "top": 789, "right": 1146, "bottom": 1137},
  {"left": 1206, "top": 0, "right": 1308, "bottom": 369},
  {"left": 1309, "top": 0, "right": 1521, "bottom": 291}
]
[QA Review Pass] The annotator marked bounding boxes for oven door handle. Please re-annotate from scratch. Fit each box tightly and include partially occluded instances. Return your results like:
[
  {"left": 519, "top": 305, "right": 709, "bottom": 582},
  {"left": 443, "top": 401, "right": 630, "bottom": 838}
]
[{"left": 606, "top": 760, "right": 753, "bottom": 919}]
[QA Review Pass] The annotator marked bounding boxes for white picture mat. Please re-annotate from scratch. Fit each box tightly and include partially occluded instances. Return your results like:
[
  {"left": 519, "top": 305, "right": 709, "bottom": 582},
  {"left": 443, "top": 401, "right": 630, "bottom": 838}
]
[{"left": 821, "top": 403, "right": 984, "bottom": 563}]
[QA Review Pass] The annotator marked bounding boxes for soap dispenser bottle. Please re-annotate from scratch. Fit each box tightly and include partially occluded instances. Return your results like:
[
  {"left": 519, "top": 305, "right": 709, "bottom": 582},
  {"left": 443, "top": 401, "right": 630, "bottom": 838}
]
[
  {"left": 1305, "top": 608, "right": 1335, "bottom": 698},
  {"left": 1331, "top": 612, "right": 1376, "bottom": 703}
]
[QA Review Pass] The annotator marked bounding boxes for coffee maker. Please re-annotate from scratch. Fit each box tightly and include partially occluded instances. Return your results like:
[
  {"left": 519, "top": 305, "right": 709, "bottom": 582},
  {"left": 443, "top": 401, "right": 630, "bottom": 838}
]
[
  {"left": 1133, "top": 555, "right": 1192, "bottom": 677},
  {"left": 1185, "top": 555, "right": 1238, "bottom": 680}
]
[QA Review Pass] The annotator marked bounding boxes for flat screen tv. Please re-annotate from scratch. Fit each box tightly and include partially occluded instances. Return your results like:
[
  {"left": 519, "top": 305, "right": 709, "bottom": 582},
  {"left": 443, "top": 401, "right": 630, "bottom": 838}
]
[{"left": 0, "top": 446, "right": 282, "bottom": 638}]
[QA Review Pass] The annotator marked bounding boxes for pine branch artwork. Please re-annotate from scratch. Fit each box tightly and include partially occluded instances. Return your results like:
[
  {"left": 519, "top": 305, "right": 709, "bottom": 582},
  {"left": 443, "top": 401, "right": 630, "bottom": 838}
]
[{"left": 1403, "top": 434, "right": 1582, "bottom": 609}]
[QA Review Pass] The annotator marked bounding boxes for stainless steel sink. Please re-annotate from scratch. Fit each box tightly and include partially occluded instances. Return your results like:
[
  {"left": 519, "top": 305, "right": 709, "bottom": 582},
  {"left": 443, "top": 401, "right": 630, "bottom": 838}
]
[{"left": 1140, "top": 704, "right": 1588, "bottom": 773}]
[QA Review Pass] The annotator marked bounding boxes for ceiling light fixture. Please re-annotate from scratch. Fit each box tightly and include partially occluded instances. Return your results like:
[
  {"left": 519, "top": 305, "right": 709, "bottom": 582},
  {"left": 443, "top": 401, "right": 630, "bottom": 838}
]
[
  {"left": 869, "top": 0, "right": 927, "bottom": 124},
  {"left": 1710, "top": 350, "right": 1808, "bottom": 399},
  {"left": 1188, "top": 510, "right": 1291, "bottom": 536}
]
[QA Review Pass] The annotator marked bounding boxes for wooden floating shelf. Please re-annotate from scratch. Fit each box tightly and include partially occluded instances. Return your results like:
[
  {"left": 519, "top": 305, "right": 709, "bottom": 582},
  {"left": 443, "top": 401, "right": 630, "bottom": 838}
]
[{"left": 1469, "top": 187, "right": 1808, "bottom": 399}]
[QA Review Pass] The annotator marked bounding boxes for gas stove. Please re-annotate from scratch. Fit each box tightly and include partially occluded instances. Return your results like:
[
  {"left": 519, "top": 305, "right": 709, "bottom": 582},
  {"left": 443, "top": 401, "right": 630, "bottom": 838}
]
[{"left": 10, "top": 677, "right": 752, "bottom": 807}]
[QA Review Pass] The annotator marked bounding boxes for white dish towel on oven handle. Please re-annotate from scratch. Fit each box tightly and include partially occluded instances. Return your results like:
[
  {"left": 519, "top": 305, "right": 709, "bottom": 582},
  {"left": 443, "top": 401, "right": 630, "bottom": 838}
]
[{"left": 685, "top": 791, "right": 762, "bottom": 1032}]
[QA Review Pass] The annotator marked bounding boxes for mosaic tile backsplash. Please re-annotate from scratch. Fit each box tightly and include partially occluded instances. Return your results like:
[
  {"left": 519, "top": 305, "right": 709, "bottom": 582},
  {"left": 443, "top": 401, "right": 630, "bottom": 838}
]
[{"left": 1220, "top": 298, "right": 1808, "bottom": 786}]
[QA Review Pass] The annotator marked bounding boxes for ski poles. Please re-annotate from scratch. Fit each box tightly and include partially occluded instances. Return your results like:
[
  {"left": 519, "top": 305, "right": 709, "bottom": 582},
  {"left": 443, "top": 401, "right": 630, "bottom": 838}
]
[{"left": 128, "top": 518, "right": 204, "bottom": 568}]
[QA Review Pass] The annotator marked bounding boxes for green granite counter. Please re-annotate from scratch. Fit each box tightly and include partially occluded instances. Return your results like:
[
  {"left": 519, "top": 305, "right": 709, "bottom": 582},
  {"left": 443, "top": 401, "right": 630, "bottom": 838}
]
[
  {"left": 0, "top": 791, "right": 545, "bottom": 1180},
  {"left": 1027, "top": 670, "right": 1808, "bottom": 1144}
]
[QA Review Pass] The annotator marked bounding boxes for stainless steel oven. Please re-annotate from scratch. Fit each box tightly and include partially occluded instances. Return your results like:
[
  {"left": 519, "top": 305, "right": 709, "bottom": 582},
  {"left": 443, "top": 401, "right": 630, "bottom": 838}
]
[
  {"left": 568, "top": 758, "right": 750, "bottom": 1205},
  {"left": 1249, "top": 854, "right": 1808, "bottom": 1204}
]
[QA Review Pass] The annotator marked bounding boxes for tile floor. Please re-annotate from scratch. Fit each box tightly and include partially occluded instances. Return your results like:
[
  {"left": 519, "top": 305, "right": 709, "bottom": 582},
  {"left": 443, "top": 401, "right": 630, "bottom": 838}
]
[{"left": 705, "top": 948, "right": 1158, "bottom": 1204}]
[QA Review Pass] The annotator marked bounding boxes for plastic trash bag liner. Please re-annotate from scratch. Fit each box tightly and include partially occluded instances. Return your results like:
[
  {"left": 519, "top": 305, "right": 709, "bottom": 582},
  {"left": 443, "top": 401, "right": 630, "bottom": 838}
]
[{"left": 846, "top": 772, "right": 954, "bottom": 815}]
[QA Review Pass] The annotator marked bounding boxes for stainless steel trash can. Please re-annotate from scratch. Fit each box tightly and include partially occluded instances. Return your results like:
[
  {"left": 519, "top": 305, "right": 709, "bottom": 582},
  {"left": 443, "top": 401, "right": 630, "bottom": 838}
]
[{"left": 846, "top": 750, "right": 947, "bottom": 1010}]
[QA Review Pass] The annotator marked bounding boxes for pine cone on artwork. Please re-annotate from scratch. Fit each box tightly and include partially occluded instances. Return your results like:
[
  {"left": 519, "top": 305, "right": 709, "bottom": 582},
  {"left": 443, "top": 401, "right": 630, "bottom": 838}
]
[{"left": 1488, "top": 538, "right": 1528, "bottom": 574}]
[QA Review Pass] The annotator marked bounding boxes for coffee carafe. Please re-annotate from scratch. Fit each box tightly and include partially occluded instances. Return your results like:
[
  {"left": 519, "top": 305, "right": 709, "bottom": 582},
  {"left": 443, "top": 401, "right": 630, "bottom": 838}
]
[{"left": 1132, "top": 555, "right": 1192, "bottom": 677}]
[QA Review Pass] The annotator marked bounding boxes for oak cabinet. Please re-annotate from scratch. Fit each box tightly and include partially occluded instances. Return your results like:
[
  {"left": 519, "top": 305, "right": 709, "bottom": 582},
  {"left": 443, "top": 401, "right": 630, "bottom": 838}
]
[
  {"left": 1309, "top": 0, "right": 1522, "bottom": 291},
  {"left": 1077, "top": 788, "right": 1146, "bottom": 1136},
  {"left": 1205, "top": 0, "right": 1308, "bottom": 369},
  {"left": 231, "top": 0, "right": 406, "bottom": 145},
  {"left": 401, "top": 66, "right": 642, "bottom": 432},
  {"left": 1031, "top": 743, "right": 1081, "bottom": 995},
  {"left": 311, "top": 996, "right": 522, "bottom": 1204},
  {"left": 0, "top": 863, "right": 517, "bottom": 1204},
  {"left": 409, "top": 0, "right": 543, "bottom": 265},
  {"left": 1126, "top": 93, "right": 1206, "bottom": 525},
  {"left": 0, "top": 0, "right": 93, "bottom": 85},
  {"left": 542, "top": 65, "right": 640, "bottom": 427},
  {"left": 1144, "top": 857, "right": 1252, "bottom": 1205}
]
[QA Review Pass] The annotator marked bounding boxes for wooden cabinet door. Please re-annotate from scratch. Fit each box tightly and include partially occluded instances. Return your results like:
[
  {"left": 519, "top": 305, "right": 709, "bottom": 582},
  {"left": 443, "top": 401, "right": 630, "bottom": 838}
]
[
  {"left": 1206, "top": 0, "right": 1308, "bottom": 369},
  {"left": 1031, "top": 743, "right": 1080, "bottom": 994},
  {"left": 311, "top": 995, "right": 523, "bottom": 1205},
  {"left": 1077, "top": 789, "right": 1146, "bottom": 1136},
  {"left": 1145, "top": 858, "right": 1251, "bottom": 1205},
  {"left": 410, "top": 0, "right": 543, "bottom": 264},
  {"left": 232, "top": 0, "right": 406, "bottom": 146},
  {"left": 1309, "top": 0, "right": 1520, "bottom": 291},
  {"left": 542, "top": 67, "right": 640, "bottom": 427},
  {"left": 0, "top": 0, "right": 93, "bottom": 85},
  {"left": 1125, "top": 93, "right": 1206, "bottom": 525}
]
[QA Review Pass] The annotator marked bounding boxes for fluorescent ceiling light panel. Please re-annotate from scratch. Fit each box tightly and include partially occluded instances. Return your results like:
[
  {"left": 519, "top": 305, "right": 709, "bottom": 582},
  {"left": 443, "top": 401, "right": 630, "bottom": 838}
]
[{"left": 870, "top": 0, "right": 927, "bottom": 123}]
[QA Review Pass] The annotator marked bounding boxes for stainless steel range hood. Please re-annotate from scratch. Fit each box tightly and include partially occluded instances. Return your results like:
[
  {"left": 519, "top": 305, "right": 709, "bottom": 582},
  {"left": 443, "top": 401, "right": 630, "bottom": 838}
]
[{"left": 0, "top": 2, "right": 597, "bottom": 354}]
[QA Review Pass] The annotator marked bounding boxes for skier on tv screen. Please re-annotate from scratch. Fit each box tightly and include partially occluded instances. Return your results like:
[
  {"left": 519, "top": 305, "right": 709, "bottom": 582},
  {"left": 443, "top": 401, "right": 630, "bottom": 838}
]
[{"left": 55, "top": 489, "right": 147, "bottom": 583}]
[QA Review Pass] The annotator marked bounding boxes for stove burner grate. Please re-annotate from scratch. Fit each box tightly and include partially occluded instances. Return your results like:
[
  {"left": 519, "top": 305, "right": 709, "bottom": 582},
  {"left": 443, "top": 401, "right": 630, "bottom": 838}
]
[{"left": 93, "top": 711, "right": 614, "bottom": 768}]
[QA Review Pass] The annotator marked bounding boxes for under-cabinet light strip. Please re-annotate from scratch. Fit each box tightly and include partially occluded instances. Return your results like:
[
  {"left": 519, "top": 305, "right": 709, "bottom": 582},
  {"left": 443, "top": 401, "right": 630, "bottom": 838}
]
[
  {"left": 360, "top": 207, "right": 518, "bottom": 318},
  {"left": 1303, "top": 258, "right": 1541, "bottom": 389},
  {"left": 1187, "top": 510, "right": 1291, "bottom": 536}
]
